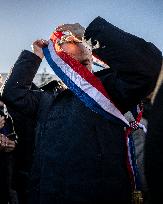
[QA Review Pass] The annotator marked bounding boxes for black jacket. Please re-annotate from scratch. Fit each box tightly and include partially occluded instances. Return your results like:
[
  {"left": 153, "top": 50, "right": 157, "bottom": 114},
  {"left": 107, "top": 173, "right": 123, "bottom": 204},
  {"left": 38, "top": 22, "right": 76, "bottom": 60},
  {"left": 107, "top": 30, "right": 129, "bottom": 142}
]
[
  {"left": 84, "top": 17, "right": 162, "bottom": 112},
  {"left": 145, "top": 82, "right": 163, "bottom": 204},
  {"left": 6, "top": 83, "right": 38, "bottom": 204},
  {"left": 1, "top": 17, "right": 162, "bottom": 204}
]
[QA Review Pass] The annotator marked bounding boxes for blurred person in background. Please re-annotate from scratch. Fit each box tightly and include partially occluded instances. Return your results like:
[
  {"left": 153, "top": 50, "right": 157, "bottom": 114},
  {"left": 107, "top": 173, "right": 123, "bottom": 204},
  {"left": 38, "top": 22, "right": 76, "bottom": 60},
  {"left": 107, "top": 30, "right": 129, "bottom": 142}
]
[
  {"left": 0, "top": 74, "right": 18, "bottom": 204},
  {"left": 145, "top": 64, "right": 163, "bottom": 204}
]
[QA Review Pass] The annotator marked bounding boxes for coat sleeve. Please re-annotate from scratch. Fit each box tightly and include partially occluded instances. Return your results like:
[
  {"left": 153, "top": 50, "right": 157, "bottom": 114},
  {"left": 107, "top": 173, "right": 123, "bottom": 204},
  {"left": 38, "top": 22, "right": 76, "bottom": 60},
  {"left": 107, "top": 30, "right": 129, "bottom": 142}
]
[
  {"left": 84, "top": 16, "right": 162, "bottom": 112},
  {"left": 1, "top": 50, "right": 42, "bottom": 117}
]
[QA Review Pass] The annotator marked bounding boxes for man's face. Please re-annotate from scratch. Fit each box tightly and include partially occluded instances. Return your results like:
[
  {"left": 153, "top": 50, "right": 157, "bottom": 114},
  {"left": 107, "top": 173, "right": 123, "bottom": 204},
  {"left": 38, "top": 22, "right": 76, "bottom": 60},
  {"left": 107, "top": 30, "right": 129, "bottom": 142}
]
[{"left": 60, "top": 42, "right": 93, "bottom": 72}]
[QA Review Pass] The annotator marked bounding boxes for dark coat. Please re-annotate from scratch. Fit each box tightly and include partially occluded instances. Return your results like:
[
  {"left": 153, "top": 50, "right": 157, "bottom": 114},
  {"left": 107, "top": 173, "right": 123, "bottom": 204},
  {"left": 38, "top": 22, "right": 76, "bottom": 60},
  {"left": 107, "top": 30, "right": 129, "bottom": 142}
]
[
  {"left": 1, "top": 16, "right": 162, "bottom": 204},
  {"left": 7, "top": 82, "right": 62, "bottom": 204},
  {"left": 6, "top": 84, "right": 38, "bottom": 204},
  {"left": 84, "top": 16, "right": 162, "bottom": 112},
  {"left": 0, "top": 151, "right": 17, "bottom": 204},
  {"left": 145, "top": 82, "right": 163, "bottom": 204}
]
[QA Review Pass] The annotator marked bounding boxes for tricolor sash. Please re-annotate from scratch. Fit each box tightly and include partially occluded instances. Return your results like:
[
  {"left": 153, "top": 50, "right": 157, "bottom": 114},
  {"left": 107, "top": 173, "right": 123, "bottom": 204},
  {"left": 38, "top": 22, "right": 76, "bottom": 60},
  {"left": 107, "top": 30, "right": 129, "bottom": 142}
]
[{"left": 43, "top": 31, "right": 129, "bottom": 126}]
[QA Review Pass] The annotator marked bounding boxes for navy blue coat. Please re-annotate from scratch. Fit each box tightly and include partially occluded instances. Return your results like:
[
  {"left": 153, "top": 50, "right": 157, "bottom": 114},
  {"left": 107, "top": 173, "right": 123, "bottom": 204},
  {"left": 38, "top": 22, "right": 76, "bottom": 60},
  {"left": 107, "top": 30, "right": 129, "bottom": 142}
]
[
  {"left": 2, "top": 17, "right": 162, "bottom": 204},
  {"left": 145, "top": 83, "right": 163, "bottom": 204}
]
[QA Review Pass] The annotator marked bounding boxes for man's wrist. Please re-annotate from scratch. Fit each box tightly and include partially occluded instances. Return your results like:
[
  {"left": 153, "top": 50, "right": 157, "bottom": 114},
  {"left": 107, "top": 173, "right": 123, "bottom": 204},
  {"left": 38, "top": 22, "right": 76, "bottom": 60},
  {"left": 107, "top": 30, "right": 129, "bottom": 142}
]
[{"left": 33, "top": 51, "right": 44, "bottom": 60}]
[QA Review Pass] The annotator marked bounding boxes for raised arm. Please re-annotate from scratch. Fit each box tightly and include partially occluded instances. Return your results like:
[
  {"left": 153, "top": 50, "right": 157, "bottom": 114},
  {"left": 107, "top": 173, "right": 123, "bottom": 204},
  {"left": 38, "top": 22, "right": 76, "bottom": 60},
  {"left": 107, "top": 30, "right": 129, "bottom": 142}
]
[
  {"left": 1, "top": 40, "right": 48, "bottom": 117},
  {"left": 56, "top": 17, "right": 162, "bottom": 112},
  {"left": 84, "top": 17, "right": 162, "bottom": 111}
]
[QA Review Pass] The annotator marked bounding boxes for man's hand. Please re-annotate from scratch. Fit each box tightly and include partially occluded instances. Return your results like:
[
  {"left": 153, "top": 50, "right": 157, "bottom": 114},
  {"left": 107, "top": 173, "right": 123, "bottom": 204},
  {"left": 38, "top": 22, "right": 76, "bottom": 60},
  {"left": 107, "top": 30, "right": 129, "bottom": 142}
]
[
  {"left": 0, "top": 133, "right": 8, "bottom": 151},
  {"left": 31, "top": 39, "right": 48, "bottom": 59},
  {"left": 0, "top": 116, "right": 5, "bottom": 129},
  {"left": 56, "top": 23, "right": 85, "bottom": 41},
  {"left": 0, "top": 133, "right": 16, "bottom": 152}
]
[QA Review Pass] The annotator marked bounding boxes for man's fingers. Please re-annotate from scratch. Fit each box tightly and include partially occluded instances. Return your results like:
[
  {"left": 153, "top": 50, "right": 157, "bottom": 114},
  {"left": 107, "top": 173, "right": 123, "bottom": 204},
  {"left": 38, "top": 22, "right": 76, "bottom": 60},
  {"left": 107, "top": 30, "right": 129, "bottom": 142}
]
[
  {"left": 0, "top": 134, "right": 8, "bottom": 149},
  {"left": 56, "top": 23, "right": 84, "bottom": 32},
  {"left": 56, "top": 23, "right": 85, "bottom": 40},
  {"left": 56, "top": 24, "right": 79, "bottom": 34},
  {"left": 33, "top": 40, "right": 44, "bottom": 48},
  {"left": 31, "top": 39, "right": 48, "bottom": 59},
  {"left": 0, "top": 134, "right": 16, "bottom": 152},
  {"left": 4, "top": 139, "right": 16, "bottom": 152},
  {"left": 0, "top": 119, "right": 5, "bottom": 124},
  {"left": 0, "top": 121, "right": 5, "bottom": 128},
  {"left": 32, "top": 39, "right": 48, "bottom": 48},
  {"left": 7, "top": 140, "right": 16, "bottom": 148},
  {"left": 0, "top": 116, "right": 5, "bottom": 120},
  {"left": 41, "top": 39, "right": 49, "bottom": 46},
  {"left": 0, "top": 116, "right": 5, "bottom": 122},
  {"left": 56, "top": 24, "right": 72, "bottom": 32},
  {"left": 0, "top": 120, "right": 5, "bottom": 124}
]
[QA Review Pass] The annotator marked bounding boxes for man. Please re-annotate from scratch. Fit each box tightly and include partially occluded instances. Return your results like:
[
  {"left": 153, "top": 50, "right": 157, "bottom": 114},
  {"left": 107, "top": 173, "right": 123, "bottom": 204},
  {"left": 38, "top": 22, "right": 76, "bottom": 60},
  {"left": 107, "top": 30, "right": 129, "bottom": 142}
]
[{"left": 1, "top": 17, "right": 162, "bottom": 204}]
